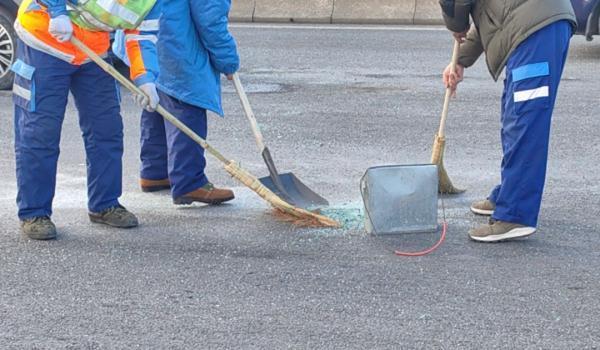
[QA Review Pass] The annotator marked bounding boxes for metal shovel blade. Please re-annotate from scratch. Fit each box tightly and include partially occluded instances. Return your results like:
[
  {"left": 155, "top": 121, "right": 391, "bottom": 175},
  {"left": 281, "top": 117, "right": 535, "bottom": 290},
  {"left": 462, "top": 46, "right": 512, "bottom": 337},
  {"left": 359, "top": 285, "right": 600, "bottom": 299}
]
[
  {"left": 260, "top": 147, "right": 329, "bottom": 209},
  {"left": 259, "top": 172, "right": 329, "bottom": 209}
]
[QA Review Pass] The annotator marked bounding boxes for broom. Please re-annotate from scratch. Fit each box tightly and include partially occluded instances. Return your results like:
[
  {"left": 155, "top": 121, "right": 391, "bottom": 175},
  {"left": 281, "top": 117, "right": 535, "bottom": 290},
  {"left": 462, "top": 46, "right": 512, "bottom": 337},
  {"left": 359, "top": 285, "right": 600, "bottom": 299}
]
[
  {"left": 431, "top": 39, "right": 465, "bottom": 194},
  {"left": 70, "top": 37, "right": 339, "bottom": 228}
]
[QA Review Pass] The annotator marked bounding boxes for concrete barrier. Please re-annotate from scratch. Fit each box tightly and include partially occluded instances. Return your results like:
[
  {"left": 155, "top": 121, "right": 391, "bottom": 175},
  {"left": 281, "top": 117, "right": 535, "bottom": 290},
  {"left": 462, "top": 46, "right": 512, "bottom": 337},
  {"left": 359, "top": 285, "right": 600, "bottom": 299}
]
[
  {"left": 253, "top": 0, "right": 334, "bottom": 23},
  {"left": 230, "top": 0, "right": 255, "bottom": 22},
  {"left": 332, "top": 0, "right": 415, "bottom": 24},
  {"left": 414, "top": 0, "right": 444, "bottom": 25}
]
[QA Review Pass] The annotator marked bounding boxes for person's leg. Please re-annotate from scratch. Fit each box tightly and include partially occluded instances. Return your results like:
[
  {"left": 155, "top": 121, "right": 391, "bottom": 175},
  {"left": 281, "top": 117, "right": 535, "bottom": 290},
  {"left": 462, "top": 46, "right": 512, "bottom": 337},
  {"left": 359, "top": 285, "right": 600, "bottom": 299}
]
[
  {"left": 70, "top": 60, "right": 123, "bottom": 212},
  {"left": 487, "top": 81, "right": 510, "bottom": 206},
  {"left": 470, "top": 20, "right": 572, "bottom": 242},
  {"left": 493, "top": 20, "right": 572, "bottom": 228},
  {"left": 139, "top": 109, "right": 170, "bottom": 192},
  {"left": 157, "top": 90, "right": 234, "bottom": 204},
  {"left": 157, "top": 90, "right": 208, "bottom": 195},
  {"left": 472, "top": 70, "right": 512, "bottom": 216},
  {"left": 70, "top": 60, "right": 137, "bottom": 227},
  {"left": 472, "top": 82, "right": 509, "bottom": 216},
  {"left": 14, "top": 40, "right": 71, "bottom": 224}
]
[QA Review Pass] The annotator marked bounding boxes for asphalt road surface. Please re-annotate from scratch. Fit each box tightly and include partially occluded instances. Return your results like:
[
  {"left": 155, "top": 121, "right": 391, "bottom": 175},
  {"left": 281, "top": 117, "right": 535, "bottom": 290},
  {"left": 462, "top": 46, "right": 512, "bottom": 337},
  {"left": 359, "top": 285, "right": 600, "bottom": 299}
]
[{"left": 1, "top": 24, "right": 599, "bottom": 349}]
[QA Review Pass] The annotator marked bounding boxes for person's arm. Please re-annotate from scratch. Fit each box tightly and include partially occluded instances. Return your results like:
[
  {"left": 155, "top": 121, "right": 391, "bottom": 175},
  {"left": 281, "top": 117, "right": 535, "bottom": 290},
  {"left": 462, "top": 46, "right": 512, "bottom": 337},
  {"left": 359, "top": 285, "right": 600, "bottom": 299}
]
[
  {"left": 124, "top": 4, "right": 161, "bottom": 111},
  {"left": 442, "top": 26, "right": 482, "bottom": 94},
  {"left": 124, "top": 26, "right": 159, "bottom": 86},
  {"left": 439, "top": 0, "right": 474, "bottom": 34},
  {"left": 189, "top": 0, "right": 240, "bottom": 75},
  {"left": 457, "top": 26, "right": 483, "bottom": 68},
  {"left": 440, "top": 1, "right": 479, "bottom": 94},
  {"left": 122, "top": 3, "right": 161, "bottom": 85}
]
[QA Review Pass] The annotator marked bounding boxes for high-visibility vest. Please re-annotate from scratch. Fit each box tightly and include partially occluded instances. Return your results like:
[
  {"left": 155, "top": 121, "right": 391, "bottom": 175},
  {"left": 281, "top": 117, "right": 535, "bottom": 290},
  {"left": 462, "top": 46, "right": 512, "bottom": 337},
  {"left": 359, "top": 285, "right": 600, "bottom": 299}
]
[
  {"left": 16, "top": 0, "right": 155, "bottom": 65},
  {"left": 69, "top": 0, "right": 157, "bottom": 31},
  {"left": 16, "top": 0, "right": 109, "bottom": 65}
]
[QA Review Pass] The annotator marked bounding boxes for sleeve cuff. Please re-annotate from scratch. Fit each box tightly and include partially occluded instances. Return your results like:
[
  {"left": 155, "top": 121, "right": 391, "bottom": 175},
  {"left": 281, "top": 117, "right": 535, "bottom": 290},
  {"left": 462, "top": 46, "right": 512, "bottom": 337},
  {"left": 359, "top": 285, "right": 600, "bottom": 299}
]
[
  {"left": 133, "top": 73, "right": 157, "bottom": 87},
  {"left": 458, "top": 56, "right": 476, "bottom": 68},
  {"left": 48, "top": 6, "right": 69, "bottom": 18},
  {"left": 221, "top": 62, "right": 239, "bottom": 75}
]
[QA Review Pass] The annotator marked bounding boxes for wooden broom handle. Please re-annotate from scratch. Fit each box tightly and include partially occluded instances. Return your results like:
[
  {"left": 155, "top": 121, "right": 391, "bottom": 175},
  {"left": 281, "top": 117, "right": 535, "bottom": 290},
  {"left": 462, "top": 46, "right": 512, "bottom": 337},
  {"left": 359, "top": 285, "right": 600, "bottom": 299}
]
[
  {"left": 232, "top": 73, "right": 266, "bottom": 152},
  {"left": 70, "top": 37, "right": 229, "bottom": 165},
  {"left": 437, "top": 40, "right": 461, "bottom": 139}
]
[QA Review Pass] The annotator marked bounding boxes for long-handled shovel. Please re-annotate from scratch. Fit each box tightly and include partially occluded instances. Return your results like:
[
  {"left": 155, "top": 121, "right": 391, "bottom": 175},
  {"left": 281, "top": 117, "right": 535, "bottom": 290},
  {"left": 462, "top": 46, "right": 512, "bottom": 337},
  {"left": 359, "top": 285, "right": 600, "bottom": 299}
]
[
  {"left": 431, "top": 40, "right": 465, "bottom": 194},
  {"left": 70, "top": 37, "right": 339, "bottom": 228},
  {"left": 232, "top": 73, "right": 329, "bottom": 209}
]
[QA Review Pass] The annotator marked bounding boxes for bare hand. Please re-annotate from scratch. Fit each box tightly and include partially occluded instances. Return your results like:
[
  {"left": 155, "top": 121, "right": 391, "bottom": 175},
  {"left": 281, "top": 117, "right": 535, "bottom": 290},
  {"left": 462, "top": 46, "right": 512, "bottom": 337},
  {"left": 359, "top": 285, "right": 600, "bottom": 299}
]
[
  {"left": 226, "top": 74, "right": 234, "bottom": 81},
  {"left": 443, "top": 63, "right": 465, "bottom": 97},
  {"left": 452, "top": 30, "right": 468, "bottom": 44}
]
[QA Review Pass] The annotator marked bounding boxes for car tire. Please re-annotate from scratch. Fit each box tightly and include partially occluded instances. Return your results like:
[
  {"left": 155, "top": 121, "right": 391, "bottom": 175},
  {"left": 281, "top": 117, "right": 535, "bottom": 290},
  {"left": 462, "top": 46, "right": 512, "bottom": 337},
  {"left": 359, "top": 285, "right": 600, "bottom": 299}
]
[{"left": 0, "top": 8, "right": 17, "bottom": 91}]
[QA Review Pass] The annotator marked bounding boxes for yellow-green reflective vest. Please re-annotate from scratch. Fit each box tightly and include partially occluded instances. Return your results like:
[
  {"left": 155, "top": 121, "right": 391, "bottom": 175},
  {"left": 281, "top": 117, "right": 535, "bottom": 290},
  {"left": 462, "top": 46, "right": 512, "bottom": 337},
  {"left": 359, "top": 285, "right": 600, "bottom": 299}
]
[{"left": 68, "top": 0, "right": 156, "bottom": 31}]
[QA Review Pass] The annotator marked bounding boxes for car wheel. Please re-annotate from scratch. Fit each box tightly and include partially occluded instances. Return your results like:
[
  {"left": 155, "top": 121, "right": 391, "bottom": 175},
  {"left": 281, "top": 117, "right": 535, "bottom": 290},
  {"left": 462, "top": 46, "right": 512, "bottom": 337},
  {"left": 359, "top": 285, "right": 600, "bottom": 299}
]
[{"left": 0, "top": 8, "right": 16, "bottom": 90}]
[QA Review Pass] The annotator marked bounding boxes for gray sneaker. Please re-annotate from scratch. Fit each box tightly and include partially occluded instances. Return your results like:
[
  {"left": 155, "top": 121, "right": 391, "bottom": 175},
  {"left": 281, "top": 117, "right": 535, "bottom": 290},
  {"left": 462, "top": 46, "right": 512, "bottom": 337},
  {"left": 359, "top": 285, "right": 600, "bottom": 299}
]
[
  {"left": 469, "top": 220, "right": 536, "bottom": 242},
  {"left": 470, "top": 199, "right": 495, "bottom": 216},
  {"left": 89, "top": 205, "right": 139, "bottom": 228},
  {"left": 20, "top": 216, "right": 57, "bottom": 240}
]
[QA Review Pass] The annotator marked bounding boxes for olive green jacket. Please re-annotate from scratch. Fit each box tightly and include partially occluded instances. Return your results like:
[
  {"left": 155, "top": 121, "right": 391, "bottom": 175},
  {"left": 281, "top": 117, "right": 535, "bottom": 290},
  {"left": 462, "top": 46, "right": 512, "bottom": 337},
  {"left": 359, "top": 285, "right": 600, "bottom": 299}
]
[{"left": 458, "top": 0, "right": 577, "bottom": 80}]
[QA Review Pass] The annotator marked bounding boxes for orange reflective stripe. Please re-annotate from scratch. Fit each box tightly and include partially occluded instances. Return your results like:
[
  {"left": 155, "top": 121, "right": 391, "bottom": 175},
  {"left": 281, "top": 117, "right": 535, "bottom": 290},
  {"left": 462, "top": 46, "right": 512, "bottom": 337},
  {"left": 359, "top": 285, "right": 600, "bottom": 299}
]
[
  {"left": 124, "top": 29, "right": 147, "bottom": 81},
  {"left": 17, "top": 0, "right": 110, "bottom": 65}
]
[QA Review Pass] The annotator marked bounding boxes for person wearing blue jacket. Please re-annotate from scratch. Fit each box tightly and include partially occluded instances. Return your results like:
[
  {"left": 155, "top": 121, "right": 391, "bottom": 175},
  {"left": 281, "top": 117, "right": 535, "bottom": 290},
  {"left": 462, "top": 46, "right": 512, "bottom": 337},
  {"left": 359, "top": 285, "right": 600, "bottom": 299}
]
[{"left": 129, "top": 0, "right": 240, "bottom": 205}]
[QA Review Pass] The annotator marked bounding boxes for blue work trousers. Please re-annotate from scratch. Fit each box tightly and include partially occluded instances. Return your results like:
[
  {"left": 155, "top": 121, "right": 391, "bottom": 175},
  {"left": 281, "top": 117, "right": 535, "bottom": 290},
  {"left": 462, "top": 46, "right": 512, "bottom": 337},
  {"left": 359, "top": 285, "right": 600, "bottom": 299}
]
[
  {"left": 489, "top": 20, "right": 572, "bottom": 227},
  {"left": 139, "top": 90, "right": 208, "bottom": 198},
  {"left": 13, "top": 40, "right": 123, "bottom": 219}
]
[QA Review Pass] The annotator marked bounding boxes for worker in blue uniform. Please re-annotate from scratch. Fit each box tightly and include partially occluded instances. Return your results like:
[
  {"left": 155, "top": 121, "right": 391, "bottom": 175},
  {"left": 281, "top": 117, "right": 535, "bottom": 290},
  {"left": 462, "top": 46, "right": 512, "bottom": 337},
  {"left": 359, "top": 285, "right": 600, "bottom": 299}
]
[
  {"left": 125, "top": 0, "right": 240, "bottom": 205},
  {"left": 13, "top": 0, "right": 144, "bottom": 240},
  {"left": 440, "top": 0, "right": 576, "bottom": 242}
]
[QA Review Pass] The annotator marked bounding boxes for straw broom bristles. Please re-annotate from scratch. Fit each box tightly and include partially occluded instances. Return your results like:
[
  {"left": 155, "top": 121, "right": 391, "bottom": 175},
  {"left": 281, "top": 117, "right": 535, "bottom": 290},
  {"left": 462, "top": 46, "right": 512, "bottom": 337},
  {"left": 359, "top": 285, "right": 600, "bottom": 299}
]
[{"left": 431, "top": 136, "right": 464, "bottom": 195}]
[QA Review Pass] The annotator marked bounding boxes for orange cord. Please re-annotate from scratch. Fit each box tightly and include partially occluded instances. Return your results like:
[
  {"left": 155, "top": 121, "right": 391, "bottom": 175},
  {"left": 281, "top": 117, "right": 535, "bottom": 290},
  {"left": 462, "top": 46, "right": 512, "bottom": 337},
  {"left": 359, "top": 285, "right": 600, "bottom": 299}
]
[{"left": 394, "top": 221, "right": 448, "bottom": 257}]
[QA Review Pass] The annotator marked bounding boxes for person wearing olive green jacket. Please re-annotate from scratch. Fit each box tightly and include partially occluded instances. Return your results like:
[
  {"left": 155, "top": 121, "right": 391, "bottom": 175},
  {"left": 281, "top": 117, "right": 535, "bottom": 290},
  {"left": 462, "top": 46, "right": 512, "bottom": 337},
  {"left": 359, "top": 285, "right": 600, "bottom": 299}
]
[{"left": 439, "top": 0, "right": 577, "bottom": 242}]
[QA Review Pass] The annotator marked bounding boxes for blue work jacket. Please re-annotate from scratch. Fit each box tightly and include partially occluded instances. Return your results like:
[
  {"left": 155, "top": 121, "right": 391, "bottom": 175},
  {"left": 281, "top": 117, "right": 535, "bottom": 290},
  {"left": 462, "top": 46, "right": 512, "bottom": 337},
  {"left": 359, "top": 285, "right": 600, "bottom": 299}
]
[{"left": 156, "top": 0, "right": 239, "bottom": 116}]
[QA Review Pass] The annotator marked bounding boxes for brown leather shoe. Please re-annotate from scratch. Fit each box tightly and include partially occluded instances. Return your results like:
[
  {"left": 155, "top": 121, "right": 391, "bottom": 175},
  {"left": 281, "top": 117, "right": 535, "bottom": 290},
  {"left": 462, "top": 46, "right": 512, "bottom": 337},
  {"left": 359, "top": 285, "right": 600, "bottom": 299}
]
[
  {"left": 140, "top": 178, "right": 171, "bottom": 192},
  {"left": 173, "top": 183, "right": 234, "bottom": 205}
]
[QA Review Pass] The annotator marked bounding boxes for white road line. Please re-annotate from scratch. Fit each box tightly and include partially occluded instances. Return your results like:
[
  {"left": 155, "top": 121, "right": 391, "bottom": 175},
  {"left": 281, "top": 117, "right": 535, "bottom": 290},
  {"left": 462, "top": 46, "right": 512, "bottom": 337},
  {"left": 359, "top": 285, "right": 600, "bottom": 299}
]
[{"left": 230, "top": 23, "right": 446, "bottom": 32}]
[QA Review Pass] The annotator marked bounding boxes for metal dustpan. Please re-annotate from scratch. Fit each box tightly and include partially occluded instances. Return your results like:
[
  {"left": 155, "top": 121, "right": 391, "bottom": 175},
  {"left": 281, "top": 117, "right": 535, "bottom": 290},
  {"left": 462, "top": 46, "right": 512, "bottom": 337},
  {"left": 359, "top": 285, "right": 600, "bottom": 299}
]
[
  {"left": 360, "top": 164, "right": 438, "bottom": 235},
  {"left": 232, "top": 74, "right": 329, "bottom": 209}
]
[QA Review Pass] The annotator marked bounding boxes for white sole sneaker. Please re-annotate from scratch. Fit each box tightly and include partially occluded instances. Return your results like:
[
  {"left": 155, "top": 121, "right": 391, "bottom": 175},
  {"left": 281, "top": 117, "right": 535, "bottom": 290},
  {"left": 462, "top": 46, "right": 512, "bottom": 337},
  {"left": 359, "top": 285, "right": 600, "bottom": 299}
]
[
  {"left": 470, "top": 206, "right": 494, "bottom": 216},
  {"left": 469, "top": 226, "right": 537, "bottom": 242}
]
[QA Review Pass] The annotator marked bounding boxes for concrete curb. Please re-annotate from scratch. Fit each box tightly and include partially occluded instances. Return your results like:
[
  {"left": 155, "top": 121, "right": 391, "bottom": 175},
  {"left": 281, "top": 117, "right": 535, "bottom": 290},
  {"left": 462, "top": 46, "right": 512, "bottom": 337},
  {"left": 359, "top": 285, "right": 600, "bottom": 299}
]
[
  {"left": 254, "top": 0, "right": 334, "bottom": 23},
  {"left": 332, "top": 0, "right": 415, "bottom": 25},
  {"left": 230, "top": 0, "right": 444, "bottom": 25},
  {"left": 414, "top": 0, "right": 443, "bottom": 25},
  {"left": 230, "top": 0, "right": 256, "bottom": 22}
]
